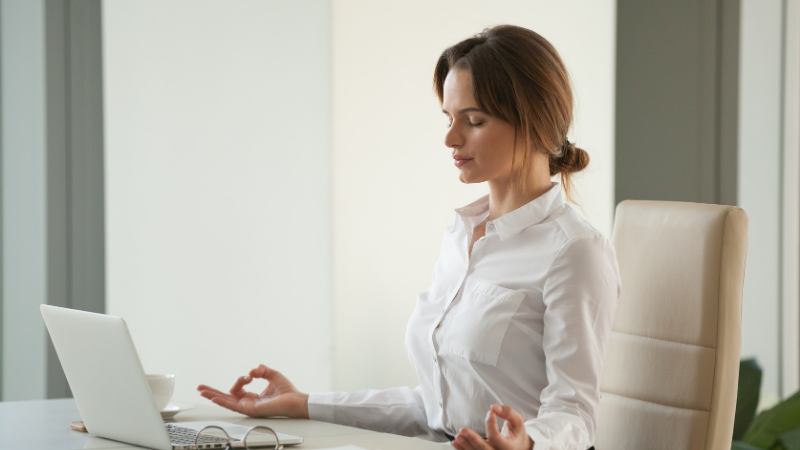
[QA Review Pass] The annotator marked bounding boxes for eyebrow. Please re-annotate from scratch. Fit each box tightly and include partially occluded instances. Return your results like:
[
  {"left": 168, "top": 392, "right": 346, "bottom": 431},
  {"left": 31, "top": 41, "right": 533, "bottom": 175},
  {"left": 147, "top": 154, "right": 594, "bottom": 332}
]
[{"left": 442, "top": 107, "right": 484, "bottom": 115}]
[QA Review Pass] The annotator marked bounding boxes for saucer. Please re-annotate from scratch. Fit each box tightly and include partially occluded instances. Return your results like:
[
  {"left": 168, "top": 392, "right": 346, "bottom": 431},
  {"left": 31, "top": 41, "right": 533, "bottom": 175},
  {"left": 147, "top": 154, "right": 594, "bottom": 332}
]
[{"left": 160, "top": 402, "right": 195, "bottom": 420}]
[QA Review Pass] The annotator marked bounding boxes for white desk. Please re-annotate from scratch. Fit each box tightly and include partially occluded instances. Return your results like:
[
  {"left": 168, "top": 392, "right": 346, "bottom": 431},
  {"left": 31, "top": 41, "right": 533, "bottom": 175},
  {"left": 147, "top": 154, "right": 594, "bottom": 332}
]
[{"left": 0, "top": 399, "right": 450, "bottom": 450}]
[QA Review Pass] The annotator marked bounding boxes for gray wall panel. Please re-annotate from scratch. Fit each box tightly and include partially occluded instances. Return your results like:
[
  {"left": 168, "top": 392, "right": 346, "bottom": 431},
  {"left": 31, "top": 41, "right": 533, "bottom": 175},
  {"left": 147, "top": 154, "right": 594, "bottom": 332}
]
[
  {"left": 44, "top": 0, "right": 70, "bottom": 401},
  {"left": 67, "top": 1, "right": 104, "bottom": 319},
  {"left": 615, "top": 0, "right": 739, "bottom": 205},
  {"left": 1, "top": 0, "right": 104, "bottom": 401},
  {"left": 1, "top": 0, "right": 48, "bottom": 401}
]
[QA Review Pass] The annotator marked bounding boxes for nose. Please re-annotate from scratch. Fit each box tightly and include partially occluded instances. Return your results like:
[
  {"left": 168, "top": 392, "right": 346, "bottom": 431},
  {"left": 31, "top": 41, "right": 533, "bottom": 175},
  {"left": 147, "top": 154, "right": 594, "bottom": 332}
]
[{"left": 444, "top": 122, "right": 463, "bottom": 149}]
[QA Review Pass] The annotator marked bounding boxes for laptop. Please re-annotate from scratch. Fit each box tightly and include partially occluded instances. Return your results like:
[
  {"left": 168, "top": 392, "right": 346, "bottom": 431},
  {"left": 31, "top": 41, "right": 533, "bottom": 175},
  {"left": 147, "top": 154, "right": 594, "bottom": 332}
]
[{"left": 40, "top": 304, "right": 304, "bottom": 449}]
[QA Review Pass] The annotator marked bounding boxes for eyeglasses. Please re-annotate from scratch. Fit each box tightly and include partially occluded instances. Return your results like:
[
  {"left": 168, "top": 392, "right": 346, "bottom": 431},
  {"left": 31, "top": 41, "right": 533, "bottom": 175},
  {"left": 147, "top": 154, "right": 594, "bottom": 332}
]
[{"left": 193, "top": 424, "right": 284, "bottom": 450}]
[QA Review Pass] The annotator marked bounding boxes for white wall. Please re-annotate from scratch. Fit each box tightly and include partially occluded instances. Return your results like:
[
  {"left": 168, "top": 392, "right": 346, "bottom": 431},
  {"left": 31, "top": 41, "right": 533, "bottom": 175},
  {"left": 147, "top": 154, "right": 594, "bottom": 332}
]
[
  {"left": 103, "top": 0, "right": 617, "bottom": 399},
  {"left": 103, "top": 0, "right": 332, "bottom": 402},
  {"left": 330, "top": 0, "right": 617, "bottom": 391},
  {"left": 738, "top": 0, "right": 784, "bottom": 403}
]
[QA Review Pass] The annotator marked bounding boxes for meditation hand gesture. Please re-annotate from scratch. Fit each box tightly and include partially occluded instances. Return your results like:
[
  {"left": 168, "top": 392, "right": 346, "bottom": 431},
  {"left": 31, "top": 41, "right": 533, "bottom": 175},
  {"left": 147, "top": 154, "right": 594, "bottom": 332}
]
[
  {"left": 197, "top": 364, "right": 309, "bottom": 419},
  {"left": 452, "top": 404, "right": 534, "bottom": 450}
]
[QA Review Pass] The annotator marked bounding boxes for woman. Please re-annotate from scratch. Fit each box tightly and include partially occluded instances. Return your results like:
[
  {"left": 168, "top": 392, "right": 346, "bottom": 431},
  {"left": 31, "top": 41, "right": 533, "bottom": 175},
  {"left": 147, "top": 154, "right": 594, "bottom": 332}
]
[{"left": 198, "top": 25, "right": 620, "bottom": 450}]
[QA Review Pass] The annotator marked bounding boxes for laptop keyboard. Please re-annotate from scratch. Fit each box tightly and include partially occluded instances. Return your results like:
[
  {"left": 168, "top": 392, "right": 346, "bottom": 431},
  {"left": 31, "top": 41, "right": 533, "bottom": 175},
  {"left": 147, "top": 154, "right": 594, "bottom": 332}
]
[{"left": 166, "top": 424, "right": 241, "bottom": 449}]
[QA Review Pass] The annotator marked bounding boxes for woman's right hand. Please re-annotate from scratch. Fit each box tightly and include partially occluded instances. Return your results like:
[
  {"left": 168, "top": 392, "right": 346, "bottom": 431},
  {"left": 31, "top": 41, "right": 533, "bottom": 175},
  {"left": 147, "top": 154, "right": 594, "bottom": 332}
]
[{"left": 197, "top": 364, "right": 309, "bottom": 419}]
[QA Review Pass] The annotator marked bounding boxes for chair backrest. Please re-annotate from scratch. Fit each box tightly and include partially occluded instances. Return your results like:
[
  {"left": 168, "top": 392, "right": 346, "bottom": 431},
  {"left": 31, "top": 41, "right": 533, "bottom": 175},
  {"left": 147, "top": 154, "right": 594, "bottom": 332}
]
[{"left": 595, "top": 201, "right": 748, "bottom": 450}]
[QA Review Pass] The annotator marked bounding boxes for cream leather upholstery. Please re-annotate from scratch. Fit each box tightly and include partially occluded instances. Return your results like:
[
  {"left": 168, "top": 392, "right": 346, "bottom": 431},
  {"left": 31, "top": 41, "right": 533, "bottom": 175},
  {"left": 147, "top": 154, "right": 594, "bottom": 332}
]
[{"left": 594, "top": 201, "right": 748, "bottom": 450}]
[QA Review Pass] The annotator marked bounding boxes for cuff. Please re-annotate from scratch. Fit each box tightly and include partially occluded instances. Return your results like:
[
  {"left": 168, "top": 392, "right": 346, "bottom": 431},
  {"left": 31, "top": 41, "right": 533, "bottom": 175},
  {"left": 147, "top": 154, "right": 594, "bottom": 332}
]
[
  {"left": 525, "top": 424, "right": 553, "bottom": 450},
  {"left": 307, "top": 392, "right": 338, "bottom": 423},
  {"left": 524, "top": 416, "right": 591, "bottom": 450}
]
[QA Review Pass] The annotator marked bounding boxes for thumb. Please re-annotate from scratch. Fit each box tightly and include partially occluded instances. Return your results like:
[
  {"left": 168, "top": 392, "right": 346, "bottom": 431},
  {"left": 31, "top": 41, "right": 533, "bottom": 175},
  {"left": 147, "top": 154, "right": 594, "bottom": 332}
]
[{"left": 249, "top": 364, "right": 279, "bottom": 380}]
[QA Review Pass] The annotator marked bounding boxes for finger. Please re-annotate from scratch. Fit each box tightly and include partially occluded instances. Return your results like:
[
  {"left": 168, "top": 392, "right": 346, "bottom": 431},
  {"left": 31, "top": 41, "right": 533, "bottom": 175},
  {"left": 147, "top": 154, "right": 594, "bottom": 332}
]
[
  {"left": 454, "top": 429, "right": 473, "bottom": 450},
  {"left": 198, "top": 387, "right": 234, "bottom": 399},
  {"left": 199, "top": 389, "right": 238, "bottom": 403},
  {"left": 199, "top": 386, "right": 242, "bottom": 405},
  {"left": 229, "top": 375, "right": 253, "bottom": 397},
  {"left": 453, "top": 434, "right": 477, "bottom": 450},
  {"left": 249, "top": 364, "right": 279, "bottom": 380},
  {"left": 197, "top": 385, "right": 231, "bottom": 398},
  {"left": 462, "top": 428, "right": 493, "bottom": 450},
  {"left": 485, "top": 409, "right": 506, "bottom": 448},
  {"left": 451, "top": 441, "right": 465, "bottom": 450},
  {"left": 492, "top": 404, "right": 525, "bottom": 435},
  {"left": 198, "top": 389, "right": 235, "bottom": 406},
  {"left": 451, "top": 435, "right": 469, "bottom": 450}
]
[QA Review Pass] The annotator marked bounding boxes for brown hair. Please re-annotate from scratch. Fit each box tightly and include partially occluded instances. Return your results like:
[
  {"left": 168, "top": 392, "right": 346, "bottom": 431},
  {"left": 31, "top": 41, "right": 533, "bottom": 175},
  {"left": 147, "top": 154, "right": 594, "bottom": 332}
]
[{"left": 433, "top": 25, "right": 589, "bottom": 202}]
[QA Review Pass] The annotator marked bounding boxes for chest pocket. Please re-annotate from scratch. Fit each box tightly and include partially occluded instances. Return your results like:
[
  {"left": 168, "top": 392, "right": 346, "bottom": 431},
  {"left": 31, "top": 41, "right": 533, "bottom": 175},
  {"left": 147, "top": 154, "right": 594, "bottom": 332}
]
[{"left": 442, "top": 280, "right": 526, "bottom": 366}]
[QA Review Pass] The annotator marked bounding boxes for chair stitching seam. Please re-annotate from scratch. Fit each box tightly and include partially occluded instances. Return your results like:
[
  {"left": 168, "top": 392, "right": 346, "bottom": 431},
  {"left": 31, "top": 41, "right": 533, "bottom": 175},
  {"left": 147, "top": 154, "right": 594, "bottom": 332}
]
[
  {"left": 601, "top": 392, "right": 711, "bottom": 413},
  {"left": 612, "top": 330, "right": 716, "bottom": 350}
]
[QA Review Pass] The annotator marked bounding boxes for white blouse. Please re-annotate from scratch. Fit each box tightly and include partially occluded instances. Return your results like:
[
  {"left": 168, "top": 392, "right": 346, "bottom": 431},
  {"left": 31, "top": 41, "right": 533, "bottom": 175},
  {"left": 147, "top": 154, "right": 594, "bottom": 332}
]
[{"left": 309, "top": 183, "right": 621, "bottom": 450}]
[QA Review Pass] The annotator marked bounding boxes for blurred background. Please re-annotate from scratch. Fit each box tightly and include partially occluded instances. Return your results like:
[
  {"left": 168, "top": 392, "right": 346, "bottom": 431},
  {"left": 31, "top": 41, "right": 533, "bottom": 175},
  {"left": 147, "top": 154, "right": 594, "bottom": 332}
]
[{"left": 0, "top": 0, "right": 798, "bottom": 415}]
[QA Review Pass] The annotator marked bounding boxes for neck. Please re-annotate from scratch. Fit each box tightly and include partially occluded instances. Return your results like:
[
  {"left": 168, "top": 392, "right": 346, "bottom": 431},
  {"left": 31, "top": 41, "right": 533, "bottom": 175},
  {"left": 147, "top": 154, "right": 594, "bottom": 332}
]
[{"left": 486, "top": 172, "right": 553, "bottom": 221}]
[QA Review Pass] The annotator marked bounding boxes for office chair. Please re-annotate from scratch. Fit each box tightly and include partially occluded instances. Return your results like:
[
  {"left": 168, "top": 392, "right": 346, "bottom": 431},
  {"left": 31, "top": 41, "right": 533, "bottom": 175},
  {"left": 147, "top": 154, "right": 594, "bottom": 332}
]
[{"left": 594, "top": 201, "right": 748, "bottom": 450}]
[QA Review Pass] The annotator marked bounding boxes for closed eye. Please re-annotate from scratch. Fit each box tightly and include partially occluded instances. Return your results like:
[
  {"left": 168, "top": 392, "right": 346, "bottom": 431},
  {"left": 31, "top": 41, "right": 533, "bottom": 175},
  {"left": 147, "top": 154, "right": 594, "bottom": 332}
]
[{"left": 445, "top": 119, "right": 483, "bottom": 128}]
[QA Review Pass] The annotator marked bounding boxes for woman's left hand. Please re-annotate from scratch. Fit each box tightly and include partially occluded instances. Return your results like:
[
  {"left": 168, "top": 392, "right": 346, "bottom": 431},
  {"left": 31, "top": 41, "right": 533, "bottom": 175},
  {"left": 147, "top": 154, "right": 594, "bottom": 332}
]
[{"left": 451, "top": 404, "right": 534, "bottom": 450}]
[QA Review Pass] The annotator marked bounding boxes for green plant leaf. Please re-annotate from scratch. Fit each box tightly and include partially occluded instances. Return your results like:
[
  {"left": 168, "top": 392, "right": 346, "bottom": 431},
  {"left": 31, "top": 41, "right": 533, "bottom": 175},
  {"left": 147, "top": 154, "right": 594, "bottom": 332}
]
[
  {"left": 743, "top": 390, "right": 800, "bottom": 448},
  {"left": 734, "top": 359, "right": 762, "bottom": 440},
  {"left": 730, "top": 440, "right": 763, "bottom": 450},
  {"left": 780, "top": 427, "right": 800, "bottom": 450}
]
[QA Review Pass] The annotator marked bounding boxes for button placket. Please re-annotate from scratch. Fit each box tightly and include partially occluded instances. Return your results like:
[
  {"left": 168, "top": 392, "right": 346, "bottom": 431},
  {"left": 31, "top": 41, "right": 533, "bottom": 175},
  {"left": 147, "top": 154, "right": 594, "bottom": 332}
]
[
  {"left": 429, "top": 292, "right": 447, "bottom": 417},
  {"left": 431, "top": 229, "right": 478, "bottom": 424}
]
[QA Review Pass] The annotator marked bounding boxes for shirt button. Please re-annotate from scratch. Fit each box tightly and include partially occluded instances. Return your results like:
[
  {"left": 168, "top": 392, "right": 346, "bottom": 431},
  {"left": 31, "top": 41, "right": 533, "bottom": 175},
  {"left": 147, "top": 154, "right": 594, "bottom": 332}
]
[
  {"left": 439, "top": 400, "right": 443, "bottom": 407},
  {"left": 486, "top": 222, "right": 495, "bottom": 232},
  {"left": 433, "top": 355, "right": 437, "bottom": 362}
]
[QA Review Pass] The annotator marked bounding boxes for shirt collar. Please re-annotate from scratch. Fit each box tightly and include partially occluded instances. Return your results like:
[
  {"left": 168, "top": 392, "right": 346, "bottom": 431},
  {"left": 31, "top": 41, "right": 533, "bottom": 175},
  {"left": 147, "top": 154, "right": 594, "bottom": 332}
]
[{"left": 453, "top": 182, "right": 566, "bottom": 241}]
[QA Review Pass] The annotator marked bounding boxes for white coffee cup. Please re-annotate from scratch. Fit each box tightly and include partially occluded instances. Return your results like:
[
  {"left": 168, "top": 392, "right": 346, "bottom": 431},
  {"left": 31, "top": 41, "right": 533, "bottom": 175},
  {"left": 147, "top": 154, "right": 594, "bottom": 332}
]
[{"left": 146, "top": 374, "right": 175, "bottom": 411}]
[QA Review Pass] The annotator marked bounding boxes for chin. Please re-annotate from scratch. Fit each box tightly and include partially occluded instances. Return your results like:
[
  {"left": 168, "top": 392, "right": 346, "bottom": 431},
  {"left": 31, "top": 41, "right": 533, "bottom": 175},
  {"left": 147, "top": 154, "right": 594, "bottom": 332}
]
[{"left": 458, "top": 172, "right": 485, "bottom": 184}]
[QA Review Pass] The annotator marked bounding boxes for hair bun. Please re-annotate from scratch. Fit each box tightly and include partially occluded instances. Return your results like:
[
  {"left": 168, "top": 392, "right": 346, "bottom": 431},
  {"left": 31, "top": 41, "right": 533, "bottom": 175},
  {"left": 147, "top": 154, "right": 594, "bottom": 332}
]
[{"left": 549, "top": 141, "right": 589, "bottom": 176}]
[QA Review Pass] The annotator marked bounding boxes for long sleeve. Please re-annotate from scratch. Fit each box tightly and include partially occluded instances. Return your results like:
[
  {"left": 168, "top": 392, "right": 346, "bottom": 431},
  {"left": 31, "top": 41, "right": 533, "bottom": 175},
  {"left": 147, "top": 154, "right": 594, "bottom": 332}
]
[
  {"left": 308, "top": 385, "right": 446, "bottom": 442},
  {"left": 525, "top": 235, "right": 620, "bottom": 450},
  {"left": 307, "top": 185, "right": 619, "bottom": 447}
]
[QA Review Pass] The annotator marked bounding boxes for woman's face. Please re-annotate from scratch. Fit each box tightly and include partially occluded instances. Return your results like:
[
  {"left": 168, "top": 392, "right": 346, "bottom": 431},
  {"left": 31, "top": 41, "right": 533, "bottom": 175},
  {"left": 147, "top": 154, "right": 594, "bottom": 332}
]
[{"left": 442, "top": 69, "right": 518, "bottom": 185}]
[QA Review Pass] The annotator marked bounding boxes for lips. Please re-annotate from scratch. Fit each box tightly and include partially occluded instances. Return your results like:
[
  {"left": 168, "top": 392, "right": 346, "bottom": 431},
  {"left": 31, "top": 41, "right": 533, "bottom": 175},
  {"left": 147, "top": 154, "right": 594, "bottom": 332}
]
[{"left": 453, "top": 155, "right": 473, "bottom": 168}]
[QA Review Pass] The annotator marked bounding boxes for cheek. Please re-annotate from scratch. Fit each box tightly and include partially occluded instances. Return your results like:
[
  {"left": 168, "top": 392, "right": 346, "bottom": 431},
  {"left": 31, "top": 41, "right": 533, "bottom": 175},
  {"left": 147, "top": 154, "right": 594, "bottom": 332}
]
[{"left": 472, "top": 128, "right": 516, "bottom": 168}]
